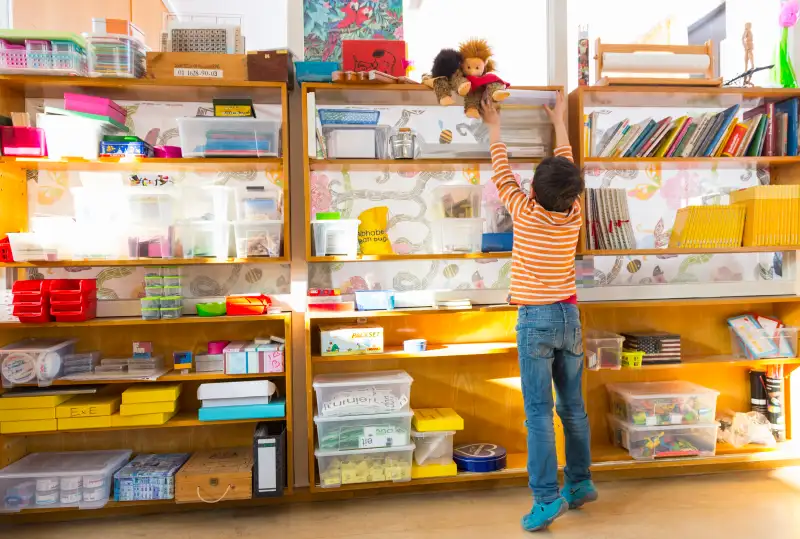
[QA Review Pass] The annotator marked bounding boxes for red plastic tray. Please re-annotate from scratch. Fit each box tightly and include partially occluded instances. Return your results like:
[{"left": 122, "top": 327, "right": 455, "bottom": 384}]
[
  {"left": 50, "top": 299, "right": 97, "bottom": 322},
  {"left": 0, "top": 237, "right": 14, "bottom": 262},
  {"left": 12, "top": 303, "right": 52, "bottom": 323},
  {"left": 226, "top": 294, "right": 272, "bottom": 316},
  {"left": 11, "top": 279, "right": 71, "bottom": 302},
  {"left": 50, "top": 279, "right": 98, "bottom": 302}
]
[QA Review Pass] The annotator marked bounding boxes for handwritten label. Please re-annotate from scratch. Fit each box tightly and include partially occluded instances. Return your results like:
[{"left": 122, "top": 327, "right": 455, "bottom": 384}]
[
  {"left": 359, "top": 435, "right": 388, "bottom": 448},
  {"left": 359, "top": 425, "right": 397, "bottom": 448},
  {"left": 174, "top": 67, "right": 223, "bottom": 78}
]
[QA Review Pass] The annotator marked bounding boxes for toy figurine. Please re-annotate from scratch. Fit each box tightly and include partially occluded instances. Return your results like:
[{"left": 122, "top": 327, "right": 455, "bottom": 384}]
[{"left": 743, "top": 22, "right": 755, "bottom": 87}]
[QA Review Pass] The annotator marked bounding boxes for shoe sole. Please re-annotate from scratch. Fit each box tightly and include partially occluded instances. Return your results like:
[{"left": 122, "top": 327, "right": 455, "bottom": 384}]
[
  {"left": 568, "top": 490, "right": 598, "bottom": 509},
  {"left": 524, "top": 502, "right": 568, "bottom": 532}
]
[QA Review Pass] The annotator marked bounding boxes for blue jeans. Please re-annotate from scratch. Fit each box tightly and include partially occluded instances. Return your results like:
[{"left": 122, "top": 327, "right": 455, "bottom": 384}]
[{"left": 516, "top": 303, "right": 592, "bottom": 504}]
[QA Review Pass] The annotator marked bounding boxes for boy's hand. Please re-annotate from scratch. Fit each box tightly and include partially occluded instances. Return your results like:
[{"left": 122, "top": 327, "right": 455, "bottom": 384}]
[
  {"left": 480, "top": 95, "right": 500, "bottom": 126},
  {"left": 544, "top": 91, "right": 566, "bottom": 125}
]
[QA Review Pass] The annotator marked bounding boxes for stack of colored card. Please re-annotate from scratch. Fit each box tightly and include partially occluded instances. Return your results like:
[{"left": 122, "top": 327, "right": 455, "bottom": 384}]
[
  {"left": 0, "top": 394, "right": 75, "bottom": 434},
  {"left": 112, "top": 383, "right": 182, "bottom": 427},
  {"left": 57, "top": 393, "right": 121, "bottom": 430},
  {"left": 197, "top": 380, "right": 284, "bottom": 422}
]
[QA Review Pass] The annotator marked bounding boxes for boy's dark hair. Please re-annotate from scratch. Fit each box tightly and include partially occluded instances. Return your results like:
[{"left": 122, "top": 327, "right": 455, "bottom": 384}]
[{"left": 532, "top": 156, "right": 584, "bottom": 212}]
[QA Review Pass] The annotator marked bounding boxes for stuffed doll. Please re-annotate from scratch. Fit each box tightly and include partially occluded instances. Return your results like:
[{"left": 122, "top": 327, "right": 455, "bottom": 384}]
[{"left": 422, "top": 48, "right": 465, "bottom": 107}]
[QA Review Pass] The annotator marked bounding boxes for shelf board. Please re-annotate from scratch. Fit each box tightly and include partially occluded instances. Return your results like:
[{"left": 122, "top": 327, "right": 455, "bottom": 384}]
[
  {"left": 17, "top": 412, "right": 284, "bottom": 436},
  {"left": 573, "top": 85, "right": 800, "bottom": 108},
  {"left": 582, "top": 156, "right": 800, "bottom": 170},
  {"left": 14, "top": 371, "right": 285, "bottom": 386},
  {"left": 312, "top": 342, "right": 517, "bottom": 363},
  {"left": 590, "top": 442, "right": 793, "bottom": 467},
  {"left": 638, "top": 356, "right": 800, "bottom": 369},
  {"left": 0, "top": 313, "right": 290, "bottom": 329},
  {"left": 309, "top": 158, "right": 540, "bottom": 171},
  {"left": 580, "top": 295, "right": 800, "bottom": 308},
  {"left": 580, "top": 246, "right": 797, "bottom": 256},
  {"left": 308, "top": 252, "right": 511, "bottom": 263},
  {"left": 307, "top": 304, "right": 516, "bottom": 319},
  {"left": 0, "top": 257, "right": 289, "bottom": 268},
  {"left": 0, "top": 156, "right": 283, "bottom": 172}
]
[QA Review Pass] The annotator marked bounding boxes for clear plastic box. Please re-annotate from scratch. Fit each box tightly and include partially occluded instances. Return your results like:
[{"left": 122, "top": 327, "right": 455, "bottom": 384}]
[
  {"left": 322, "top": 125, "right": 391, "bottom": 159},
  {"left": 38, "top": 113, "right": 118, "bottom": 160},
  {"left": 5, "top": 233, "right": 59, "bottom": 261},
  {"left": 235, "top": 185, "right": 282, "bottom": 221},
  {"left": 729, "top": 326, "right": 798, "bottom": 359},
  {"left": 0, "top": 43, "right": 87, "bottom": 76},
  {"left": 160, "top": 307, "right": 182, "bottom": 319},
  {"left": 606, "top": 414, "right": 717, "bottom": 461},
  {"left": 607, "top": 381, "right": 719, "bottom": 426},
  {"left": 313, "top": 370, "right": 413, "bottom": 418},
  {"left": 0, "top": 338, "right": 77, "bottom": 387},
  {"left": 126, "top": 188, "right": 177, "bottom": 224},
  {"left": 0, "top": 450, "right": 131, "bottom": 512},
  {"left": 411, "top": 430, "right": 456, "bottom": 466},
  {"left": 127, "top": 226, "right": 174, "bottom": 259},
  {"left": 0, "top": 126, "right": 46, "bottom": 157},
  {"left": 311, "top": 219, "right": 360, "bottom": 257},
  {"left": 177, "top": 117, "right": 280, "bottom": 158},
  {"left": 174, "top": 221, "right": 231, "bottom": 259},
  {"left": 432, "top": 218, "right": 484, "bottom": 254},
  {"left": 314, "top": 410, "right": 413, "bottom": 451},
  {"left": 180, "top": 186, "right": 231, "bottom": 222},
  {"left": 85, "top": 34, "right": 146, "bottom": 78},
  {"left": 585, "top": 329, "right": 624, "bottom": 371},
  {"left": 315, "top": 444, "right": 414, "bottom": 488},
  {"left": 233, "top": 220, "right": 282, "bottom": 258},
  {"left": 431, "top": 185, "right": 483, "bottom": 218}
]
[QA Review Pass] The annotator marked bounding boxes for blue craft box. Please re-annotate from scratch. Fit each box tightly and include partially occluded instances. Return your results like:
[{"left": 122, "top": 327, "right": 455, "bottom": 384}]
[
  {"left": 295, "top": 61, "right": 339, "bottom": 82},
  {"left": 481, "top": 232, "right": 513, "bottom": 253},
  {"left": 198, "top": 399, "right": 286, "bottom": 422}
]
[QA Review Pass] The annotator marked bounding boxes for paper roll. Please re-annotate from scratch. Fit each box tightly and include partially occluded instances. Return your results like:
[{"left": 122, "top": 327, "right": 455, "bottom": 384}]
[{"left": 603, "top": 52, "right": 710, "bottom": 74}]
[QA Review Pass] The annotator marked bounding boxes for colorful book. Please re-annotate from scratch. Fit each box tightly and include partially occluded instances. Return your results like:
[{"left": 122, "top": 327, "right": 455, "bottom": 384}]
[
  {"left": 624, "top": 119, "right": 657, "bottom": 157},
  {"left": 722, "top": 123, "right": 748, "bottom": 157},
  {"left": 775, "top": 98, "right": 798, "bottom": 156},
  {"left": 674, "top": 123, "right": 698, "bottom": 157},
  {"left": 600, "top": 120, "right": 630, "bottom": 157},
  {"left": 744, "top": 103, "right": 775, "bottom": 156},
  {"left": 665, "top": 117, "right": 693, "bottom": 157},
  {"left": 640, "top": 117, "right": 673, "bottom": 157},
  {"left": 702, "top": 105, "right": 740, "bottom": 157},
  {"left": 595, "top": 121, "right": 623, "bottom": 157}
]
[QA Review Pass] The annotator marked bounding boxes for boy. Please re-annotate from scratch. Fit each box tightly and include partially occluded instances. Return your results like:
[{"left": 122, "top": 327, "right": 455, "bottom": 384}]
[{"left": 481, "top": 92, "right": 596, "bottom": 532}]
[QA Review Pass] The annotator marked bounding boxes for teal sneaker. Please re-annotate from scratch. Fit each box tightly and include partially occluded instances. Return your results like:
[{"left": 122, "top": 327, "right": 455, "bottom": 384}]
[
  {"left": 521, "top": 497, "right": 568, "bottom": 532},
  {"left": 561, "top": 480, "right": 598, "bottom": 509}
]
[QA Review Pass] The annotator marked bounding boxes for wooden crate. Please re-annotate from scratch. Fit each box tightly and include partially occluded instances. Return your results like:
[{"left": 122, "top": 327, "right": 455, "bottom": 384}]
[
  {"left": 145, "top": 52, "right": 248, "bottom": 82},
  {"left": 175, "top": 447, "right": 254, "bottom": 503}
]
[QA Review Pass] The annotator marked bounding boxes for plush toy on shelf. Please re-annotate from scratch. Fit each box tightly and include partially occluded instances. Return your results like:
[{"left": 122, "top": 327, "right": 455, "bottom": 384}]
[{"left": 423, "top": 39, "right": 510, "bottom": 119}]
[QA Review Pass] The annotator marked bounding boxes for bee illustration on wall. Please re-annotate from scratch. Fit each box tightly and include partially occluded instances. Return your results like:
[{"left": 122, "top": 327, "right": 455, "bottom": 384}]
[{"left": 438, "top": 120, "right": 453, "bottom": 144}]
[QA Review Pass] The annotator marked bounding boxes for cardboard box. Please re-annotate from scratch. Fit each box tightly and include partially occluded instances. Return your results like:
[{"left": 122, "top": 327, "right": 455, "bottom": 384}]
[
  {"left": 176, "top": 447, "right": 253, "bottom": 503},
  {"left": 342, "top": 40, "right": 407, "bottom": 77},
  {"left": 56, "top": 394, "right": 120, "bottom": 419},
  {"left": 146, "top": 52, "right": 248, "bottom": 81},
  {"left": 319, "top": 324, "right": 384, "bottom": 356},
  {"left": 122, "top": 383, "right": 182, "bottom": 405}
]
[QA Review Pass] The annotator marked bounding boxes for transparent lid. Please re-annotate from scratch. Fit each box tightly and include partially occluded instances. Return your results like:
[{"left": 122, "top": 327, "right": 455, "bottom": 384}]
[
  {"left": 313, "top": 370, "right": 413, "bottom": 389},
  {"left": 411, "top": 430, "right": 456, "bottom": 438},
  {"left": 0, "top": 338, "right": 78, "bottom": 354},
  {"left": 606, "top": 381, "right": 719, "bottom": 400},
  {"left": 0, "top": 450, "right": 131, "bottom": 478},
  {"left": 607, "top": 414, "right": 718, "bottom": 432},
  {"left": 314, "top": 410, "right": 414, "bottom": 424},
  {"left": 315, "top": 443, "right": 414, "bottom": 458}
]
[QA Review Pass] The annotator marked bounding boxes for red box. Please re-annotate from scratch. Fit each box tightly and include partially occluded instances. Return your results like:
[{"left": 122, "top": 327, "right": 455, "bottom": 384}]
[
  {"left": 342, "top": 40, "right": 407, "bottom": 77},
  {"left": 226, "top": 294, "right": 272, "bottom": 316},
  {"left": 50, "top": 299, "right": 97, "bottom": 322}
]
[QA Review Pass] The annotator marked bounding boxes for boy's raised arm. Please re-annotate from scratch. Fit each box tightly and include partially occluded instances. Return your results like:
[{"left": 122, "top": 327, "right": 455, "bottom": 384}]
[{"left": 546, "top": 92, "right": 574, "bottom": 164}]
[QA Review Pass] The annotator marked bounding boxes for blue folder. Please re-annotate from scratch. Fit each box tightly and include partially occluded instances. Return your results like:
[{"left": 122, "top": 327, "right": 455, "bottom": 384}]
[{"left": 198, "top": 399, "right": 286, "bottom": 422}]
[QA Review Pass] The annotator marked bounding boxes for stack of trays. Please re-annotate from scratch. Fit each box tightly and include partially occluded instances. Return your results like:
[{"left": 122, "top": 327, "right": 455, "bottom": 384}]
[{"left": 197, "top": 380, "right": 285, "bottom": 422}]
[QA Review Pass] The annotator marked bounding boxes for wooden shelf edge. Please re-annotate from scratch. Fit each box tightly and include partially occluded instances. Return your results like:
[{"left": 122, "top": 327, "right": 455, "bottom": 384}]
[
  {"left": 308, "top": 252, "right": 512, "bottom": 263},
  {"left": 0, "top": 74, "right": 287, "bottom": 89},
  {"left": 312, "top": 342, "right": 517, "bottom": 363},
  {"left": 12, "top": 371, "right": 287, "bottom": 387},
  {"left": 0, "top": 313, "right": 291, "bottom": 329},
  {"left": 580, "top": 246, "right": 798, "bottom": 256},
  {"left": 1, "top": 156, "right": 284, "bottom": 171},
  {"left": 0, "top": 257, "right": 290, "bottom": 268},
  {"left": 309, "top": 158, "right": 540, "bottom": 171}
]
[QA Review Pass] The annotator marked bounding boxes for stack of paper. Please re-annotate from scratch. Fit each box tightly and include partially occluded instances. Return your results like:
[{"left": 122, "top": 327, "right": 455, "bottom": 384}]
[
  {"left": 730, "top": 185, "right": 800, "bottom": 246},
  {"left": 584, "top": 188, "right": 636, "bottom": 251},
  {"left": 111, "top": 383, "right": 182, "bottom": 427},
  {"left": 668, "top": 205, "right": 746, "bottom": 249},
  {"left": 0, "top": 394, "right": 74, "bottom": 434},
  {"left": 197, "top": 380, "right": 285, "bottom": 422}
]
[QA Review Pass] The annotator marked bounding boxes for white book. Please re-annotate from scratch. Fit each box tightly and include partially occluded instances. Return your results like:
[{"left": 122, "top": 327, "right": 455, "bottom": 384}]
[
  {"left": 197, "top": 380, "right": 277, "bottom": 401},
  {"left": 644, "top": 120, "right": 675, "bottom": 157},
  {"left": 600, "top": 120, "right": 630, "bottom": 157},
  {"left": 202, "top": 396, "right": 273, "bottom": 408}
]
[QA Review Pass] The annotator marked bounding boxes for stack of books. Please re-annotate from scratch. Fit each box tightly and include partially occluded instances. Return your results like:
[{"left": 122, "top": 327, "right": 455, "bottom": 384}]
[
  {"left": 584, "top": 188, "right": 636, "bottom": 251},
  {"left": 584, "top": 97, "right": 799, "bottom": 159},
  {"left": 730, "top": 185, "right": 800, "bottom": 246},
  {"left": 668, "top": 205, "right": 746, "bottom": 249}
]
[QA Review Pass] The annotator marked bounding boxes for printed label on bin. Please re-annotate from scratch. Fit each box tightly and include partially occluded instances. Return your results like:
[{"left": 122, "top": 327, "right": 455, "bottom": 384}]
[
  {"left": 174, "top": 67, "right": 223, "bottom": 78},
  {"left": 359, "top": 425, "right": 398, "bottom": 448}
]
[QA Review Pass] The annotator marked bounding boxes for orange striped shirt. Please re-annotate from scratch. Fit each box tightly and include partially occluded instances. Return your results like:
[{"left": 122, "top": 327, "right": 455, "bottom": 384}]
[{"left": 490, "top": 143, "right": 581, "bottom": 305}]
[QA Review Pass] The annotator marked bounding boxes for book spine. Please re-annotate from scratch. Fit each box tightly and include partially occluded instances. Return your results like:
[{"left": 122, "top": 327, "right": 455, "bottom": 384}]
[
  {"left": 667, "top": 118, "right": 692, "bottom": 157},
  {"left": 766, "top": 103, "right": 776, "bottom": 156},
  {"left": 722, "top": 123, "right": 748, "bottom": 157}
]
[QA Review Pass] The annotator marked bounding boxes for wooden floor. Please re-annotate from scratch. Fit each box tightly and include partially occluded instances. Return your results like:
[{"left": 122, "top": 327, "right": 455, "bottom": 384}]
[{"left": 8, "top": 469, "right": 800, "bottom": 538}]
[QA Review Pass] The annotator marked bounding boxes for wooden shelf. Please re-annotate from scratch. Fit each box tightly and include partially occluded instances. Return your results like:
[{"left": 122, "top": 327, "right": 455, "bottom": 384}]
[
  {"left": 309, "top": 158, "right": 540, "bottom": 171},
  {"left": 308, "top": 252, "right": 511, "bottom": 263},
  {"left": 0, "top": 257, "right": 289, "bottom": 268},
  {"left": 17, "top": 413, "right": 284, "bottom": 436},
  {"left": 581, "top": 295, "right": 800, "bottom": 308},
  {"left": 13, "top": 371, "right": 285, "bottom": 387},
  {"left": 307, "top": 304, "right": 516, "bottom": 319},
  {"left": 635, "top": 356, "right": 800, "bottom": 369},
  {"left": 580, "top": 246, "right": 798, "bottom": 256},
  {"left": 312, "top": 342, "right": 517, "bottom": 363},
  {"left": 0, "top": 313, "right": 290, "bottom": 329},
  {"left": 590, "top": 442, "right": 793, "bottom": 467},
  {"left": 582, "top": 156, "right": 800, "bottom": 170},
  {"left": 0, "top": 156, "right": 283, "bottom": 172}
]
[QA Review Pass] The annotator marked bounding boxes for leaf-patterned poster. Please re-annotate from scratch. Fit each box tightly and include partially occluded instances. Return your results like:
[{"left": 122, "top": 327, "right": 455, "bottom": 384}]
[{"left": 304, "top": 0, "right": 404, "bottom": 62}]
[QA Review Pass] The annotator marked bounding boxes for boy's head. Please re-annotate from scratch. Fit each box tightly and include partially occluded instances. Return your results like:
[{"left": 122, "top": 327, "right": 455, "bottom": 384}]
[{"left": 532, "top": 156, "right": 583, "bottom": 212}]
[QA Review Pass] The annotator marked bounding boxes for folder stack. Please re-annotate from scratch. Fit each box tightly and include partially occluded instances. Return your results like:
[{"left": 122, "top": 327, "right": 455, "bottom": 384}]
[
  {"left": 730, "top": 185, "right": 800, "bottom": 247},
  {"left": 668, "top": 205, "right": 746, "bottom": 249},
  {"left": 111, "top": 383, "right": 182, "bottom": 427},
  {"left": 0, "top": 394, "right": 74, "bottom": 434}
]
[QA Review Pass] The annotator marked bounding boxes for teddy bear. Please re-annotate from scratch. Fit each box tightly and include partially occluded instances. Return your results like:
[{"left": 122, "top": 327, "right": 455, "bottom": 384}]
[{"left": 422, "top": 39, "right": 510, "bottom": 119}]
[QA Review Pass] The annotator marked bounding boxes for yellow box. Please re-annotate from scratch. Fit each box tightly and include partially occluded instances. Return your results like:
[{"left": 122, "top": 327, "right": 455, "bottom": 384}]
[
  {"left": 411, "top": 461, "right": 458, "bottom": 479},
  {"left": 121, "top": 383, "right": 182, "bottom": 405},
  {"left": 0, "top": 408, "right": 57, "bottom": 422},
  {"left": 58, "top": 416, "right": 112, "bottom": 430},
  {"left": 56, "top": 394, "right": 120, "bottom": 419},
  {"left": 412, "top": 408, "right": 464, "bottom": 432},
  {"left": 0, "top": 394, "right": 73, "bottom": 410},
  {"left": 0, "top": 419, "right": 57, "bottom": 434},
  {"left": 110, "top": 411, "right": 176, "bottom": 427},
  {"left": 120, "top": 400, "right": 177, "bottom": 416}
]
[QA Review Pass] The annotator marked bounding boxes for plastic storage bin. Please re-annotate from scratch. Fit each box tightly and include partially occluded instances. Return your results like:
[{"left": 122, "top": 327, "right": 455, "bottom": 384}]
[
  {"left": 49, "top": 280, "right": 97, "bottom": 302},
  {"left": 606, "top": 415, "right": 717, "bottom": 460},
  {"left": 5, "top": 233, "right": 59, "bottom": 261},
  {"left": 411, "top": 430, "right": 456, "bottom": 466},
  {"left": 607, "top": 381, "right": 720, "bottom": 426},
  {"left": 50, "top": 299, "right": 97, "bottom": 322},
  {"left": 127, "top": 226, "right": 174, "bottom": 259},
  {"left": 729, "top": 325, "right": 798, "bottom": 359},
  {"left": 180, "top": 186, "right": 231, "bottom": 222},
  {"left": 314, "top": 411, "right": 413, "bottom": 451},
  {"left": 313, "top": 370, "right": 413, "bottom": 418},
  {"left": 38, "top": 113, "right": 118, "bottom": 160},
  {"left": 177, "top": 117, "right": 280, "bottom": 158},
  {"left": 585, "top": 329, "right": 624, "bottom": 371},
  {"left": 0, "top": 338, "right": 77, "bottom": 387},
  {"left": 0, "top": 126, "right": 46, "bottom": 157},
  {"left": 323, "top": 125, "right": 390, "bottom": 159},
  {"left": 315, "top": 444, "right": 414, "bottom": 488},
  {"left": 0, "top": 450, "right": 131, "bottom": 512},
  {"left": 85, "top": 34, "right": 146, "bottom": 78},
  {"left": 295, "top": 61, "right": 338, "bottom": 82},
  {"left": 233, "top": 220, "right": 282, "bottom": 258},
  {"left": 234, "top": 186, "right": 281, "bottom": 221},
  {"left": 311, "top": 219, "right": 360, "bottom": 257},
  {"left": 431, "top": 185, "right": 483, "bottom": 218},
  {"left": 432, "top": 218, "right": 484, "bottom": 254},
  {"left": 160, "top": 307, "right": 182, "bottom": 319},
  {"left": 318, "top": 109, "right": 381, "bottom": 125},
  {"left": 175, "top": 221, "right": 231, "bottom": 259}
]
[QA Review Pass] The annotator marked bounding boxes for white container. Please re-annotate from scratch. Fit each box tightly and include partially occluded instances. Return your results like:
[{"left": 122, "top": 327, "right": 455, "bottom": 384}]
[
  {"left": 315, "top": 444, "right": 414, "bottom": 488},
  {"left": 323, "top": 125, "right": 390, "bottom": 159},
  {"left": 38, "top": 114, "right": 118, "bottom": 160},
  {"left": 313, "top": 370, "right": 413, "bottom": 418},
  {"left": 431, "top": 185, "right": 483, "bottom": 218},
  {"left": 0, "top": 450, "right": 131, "bottom": 512},
  {"left": 126, "top": 188, "right": 177, "bottom": 224},
  {"left": 314, "top": 410, "right": 413, "bottom": 451},
  {"left": 234, "top": 185, "right": 282, "bottom": 221},
  {"left": 311, "top": 219, "right": 360, "bottom": 257},
  {"left": 607, "top": 381, "right": 719, "bottom": 427},
  {"left": 177, "top": 117, "right": 280, "bottom": 158},
  {"left": 411, "top": 430, "right": 456, "bottom": 466},
  {"left": 180, "top": 186, "right": 232, "bottom": 222},
  {"left": 0, "top": 338, "right": 78, "bottom": 388},
  {"left": 730, "top": 325, "right": 798, "bottom": 359},
  {"left": 606, "top": 414, "right": 717, "bottom": 461},
  {"left": 233, "top": 220, "right": 282, "bottom": 258},
  {"left": 71, "top": 188, "right": 129, "bottom": 259},
  {"left": 432, "top": 218, "right": 484, "bottom": 254},
  {"left": 174, "top": 221, "right": 230, "bottom": 259},
  {"left": 585, "top": 329, "right": 624, "bottom": 371},
  {"left": 5, "top": 233, "right": 59, "bottom": 261}
]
